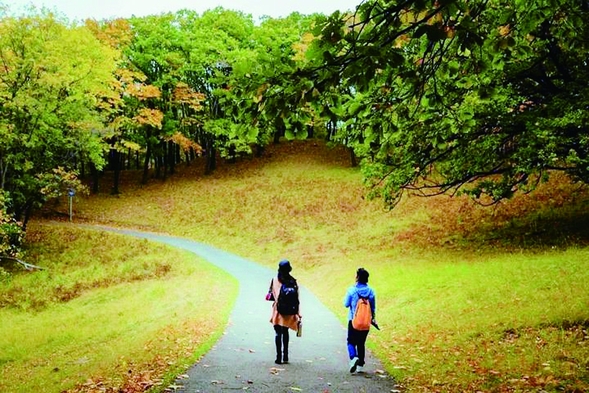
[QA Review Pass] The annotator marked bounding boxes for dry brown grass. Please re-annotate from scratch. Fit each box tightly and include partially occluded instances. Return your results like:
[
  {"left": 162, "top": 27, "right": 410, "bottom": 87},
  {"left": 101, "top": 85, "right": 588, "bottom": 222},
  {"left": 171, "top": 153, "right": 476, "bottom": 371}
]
[{"left": 62, "top": 139, "right": 589, "bottom": 256}]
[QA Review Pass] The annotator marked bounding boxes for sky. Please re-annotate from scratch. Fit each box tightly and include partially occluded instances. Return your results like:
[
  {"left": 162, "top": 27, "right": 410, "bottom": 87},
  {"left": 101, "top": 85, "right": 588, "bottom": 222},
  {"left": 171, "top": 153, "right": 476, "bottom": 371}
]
[{"left": 7, "top": 0, "right": 363, "bottom": 22}]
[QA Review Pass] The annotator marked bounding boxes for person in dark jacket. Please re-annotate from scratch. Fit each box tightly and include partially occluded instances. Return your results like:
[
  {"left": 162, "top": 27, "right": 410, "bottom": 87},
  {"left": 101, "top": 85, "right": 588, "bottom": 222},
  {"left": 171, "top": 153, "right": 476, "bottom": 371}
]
[
  {"left": 344, "top": 267, "right": 376, "bottom": 373},
  {"left": 268, "top": 259, "right": 301, "bottom": 364}
]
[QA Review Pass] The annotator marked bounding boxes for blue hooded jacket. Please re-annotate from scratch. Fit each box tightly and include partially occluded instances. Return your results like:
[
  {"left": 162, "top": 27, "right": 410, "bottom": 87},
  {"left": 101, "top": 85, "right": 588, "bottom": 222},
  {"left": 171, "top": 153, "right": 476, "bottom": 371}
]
[{"left": 344, "top": 283, "right": 376, "bottom": 321}]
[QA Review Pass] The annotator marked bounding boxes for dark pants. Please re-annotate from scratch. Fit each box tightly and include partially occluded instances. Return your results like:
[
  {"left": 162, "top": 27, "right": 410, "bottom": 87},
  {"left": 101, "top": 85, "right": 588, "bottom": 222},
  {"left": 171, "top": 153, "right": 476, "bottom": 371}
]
[
  {"left": 274, "top": 325, "right": 290, "bottom": 363},
  {"left": 347, "top": 320, "right": 369, "bottom": 366}
]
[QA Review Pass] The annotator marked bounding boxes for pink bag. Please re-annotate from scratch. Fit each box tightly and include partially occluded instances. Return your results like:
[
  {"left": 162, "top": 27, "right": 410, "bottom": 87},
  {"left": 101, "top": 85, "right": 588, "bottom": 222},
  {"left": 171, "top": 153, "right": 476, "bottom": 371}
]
[{"left": 265, "top": 279, "right": 275, "bottom": 301}]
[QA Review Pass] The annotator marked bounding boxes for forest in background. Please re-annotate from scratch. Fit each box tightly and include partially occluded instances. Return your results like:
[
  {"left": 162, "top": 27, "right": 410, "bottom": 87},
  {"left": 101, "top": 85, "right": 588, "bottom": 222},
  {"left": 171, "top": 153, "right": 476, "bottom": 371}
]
[{"left": 1, "top": 0, "right": 589, "bottom": 266}]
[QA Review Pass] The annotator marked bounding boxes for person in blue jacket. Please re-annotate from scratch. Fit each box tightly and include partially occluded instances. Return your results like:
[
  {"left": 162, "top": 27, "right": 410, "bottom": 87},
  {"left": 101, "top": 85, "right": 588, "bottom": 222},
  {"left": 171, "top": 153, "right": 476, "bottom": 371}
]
[{"left": 343, "top": 267, "right": 376, "bottom": 373}]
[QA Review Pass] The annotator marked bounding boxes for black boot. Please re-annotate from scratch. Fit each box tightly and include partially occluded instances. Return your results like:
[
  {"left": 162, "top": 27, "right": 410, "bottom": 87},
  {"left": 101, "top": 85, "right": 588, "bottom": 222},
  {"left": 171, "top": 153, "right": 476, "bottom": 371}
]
[
  {"left": 283, "top": 333, "right": 289, "bottom": 363},
  {"left": 275, "top": 336, "right": 282, "bottom": 364}
]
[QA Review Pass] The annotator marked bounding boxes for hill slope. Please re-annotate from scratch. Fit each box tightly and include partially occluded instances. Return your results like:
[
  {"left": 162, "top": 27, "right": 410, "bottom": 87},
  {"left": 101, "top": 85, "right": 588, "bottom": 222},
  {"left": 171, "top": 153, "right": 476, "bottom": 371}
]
[{"left": 41, "top": 139, "right": 589, "bottom": 392}]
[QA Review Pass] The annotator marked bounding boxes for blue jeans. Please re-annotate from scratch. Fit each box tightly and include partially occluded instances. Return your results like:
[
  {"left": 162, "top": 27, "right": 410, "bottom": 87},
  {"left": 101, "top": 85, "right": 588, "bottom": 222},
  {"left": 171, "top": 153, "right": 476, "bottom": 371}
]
[{"left": 347, "top": 320, "right": 369, "bottom": 366}]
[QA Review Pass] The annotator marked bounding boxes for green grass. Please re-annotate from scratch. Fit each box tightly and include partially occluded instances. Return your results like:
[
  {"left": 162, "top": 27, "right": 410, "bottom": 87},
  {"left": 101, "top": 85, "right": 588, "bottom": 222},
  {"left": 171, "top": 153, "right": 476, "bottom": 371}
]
[
  {"left": 17, "top": 139, "right": 589, "bottom": 391},
  {"left": 374, "top": 249, "right": 589, "bottom": 388},
  {"left": 302, "top": 245, "right": 589, "bottom": 391},
  {"left": 0, "top": 226, "right": 236, "bottom": 393}
]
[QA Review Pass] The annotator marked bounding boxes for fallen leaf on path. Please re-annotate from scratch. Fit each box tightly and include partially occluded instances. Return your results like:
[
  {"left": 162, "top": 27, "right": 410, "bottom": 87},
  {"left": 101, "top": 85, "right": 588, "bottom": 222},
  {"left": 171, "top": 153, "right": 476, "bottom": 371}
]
[{"left": 270, "top": 367, "right": 285, "bottom": 375}]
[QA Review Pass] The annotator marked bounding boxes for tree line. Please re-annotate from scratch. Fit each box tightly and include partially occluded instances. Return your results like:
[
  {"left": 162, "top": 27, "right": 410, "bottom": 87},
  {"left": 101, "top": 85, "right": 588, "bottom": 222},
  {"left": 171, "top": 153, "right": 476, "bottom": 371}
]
[{"left": 1, "top": 0, "right": 588, "bottom": 258}]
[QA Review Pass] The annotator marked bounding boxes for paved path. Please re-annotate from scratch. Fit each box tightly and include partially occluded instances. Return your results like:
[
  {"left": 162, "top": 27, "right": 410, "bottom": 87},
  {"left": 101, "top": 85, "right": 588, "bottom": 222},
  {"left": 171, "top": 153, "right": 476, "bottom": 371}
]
[{"left": 101, "top": 228, "right": 398, "bottom": 393}]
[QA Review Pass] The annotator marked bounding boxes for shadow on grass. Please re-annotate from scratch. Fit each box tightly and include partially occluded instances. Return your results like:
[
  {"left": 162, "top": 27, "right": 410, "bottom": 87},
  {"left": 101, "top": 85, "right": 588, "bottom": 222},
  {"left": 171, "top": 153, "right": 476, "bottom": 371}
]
[
  {"left": 395, "top": 180, "right": 589, "bottom": 251},
  {"left": 478, "top": 207, "right": 589, "bottom": 249}
]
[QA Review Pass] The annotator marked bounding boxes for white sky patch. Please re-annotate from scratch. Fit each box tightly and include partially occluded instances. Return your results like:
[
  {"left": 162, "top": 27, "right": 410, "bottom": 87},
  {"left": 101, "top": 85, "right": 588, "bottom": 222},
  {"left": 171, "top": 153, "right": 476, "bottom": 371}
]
[{"left": 6, "top": 0, "right": 363, "bottom": 22}]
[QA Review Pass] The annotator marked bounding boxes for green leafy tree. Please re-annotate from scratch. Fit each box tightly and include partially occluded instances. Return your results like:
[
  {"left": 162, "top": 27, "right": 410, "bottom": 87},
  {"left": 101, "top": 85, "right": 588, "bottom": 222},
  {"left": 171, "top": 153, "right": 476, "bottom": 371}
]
[
  {"left": 288, "top": 0, "right": 589, "bottom": 206},
  {"left": 174, "top": 8, "right": 257, "bottom": 172},
  {"left": 246, "top": 13, "right": 323, "bottom": 146},
  {"left": 0, "top": 10, "right": 118, "bottom": 225}
]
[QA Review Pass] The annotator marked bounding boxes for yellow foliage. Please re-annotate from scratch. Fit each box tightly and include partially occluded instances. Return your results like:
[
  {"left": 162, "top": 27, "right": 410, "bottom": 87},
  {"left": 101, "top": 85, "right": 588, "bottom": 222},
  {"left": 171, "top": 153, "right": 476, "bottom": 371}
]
[
  {"left": 134, "top": 109, "right": 163, "bottom": 128},
  {"left": 173, "top": 83, "right": 205, "bottom": 111},
  {"left": 120, "top": 140, "right": 143, "bottom": 152},
  {"left": 498, "top": 24, "right": 511, "bottom": 36},
  {"left": 126, "top": 84, "right": 161, "bottom": 100},
  {"left": 394, "top": 34, "right": 411, "bottom": 48},
  {"left": 85, "top": 18, "right": 133, "bottom": 50},
  {"left": 167, "top": 132, "right": 203, "bottom": 154},
  {"left": 292, "top": 32, "right": 316, "bottom": 62}
]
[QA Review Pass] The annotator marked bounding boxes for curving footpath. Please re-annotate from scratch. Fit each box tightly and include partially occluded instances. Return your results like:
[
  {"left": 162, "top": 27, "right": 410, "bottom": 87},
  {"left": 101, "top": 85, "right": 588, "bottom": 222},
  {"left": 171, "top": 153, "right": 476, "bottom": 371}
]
[{"left": 102, "top": 228, "right": 399, "bottom": 393}]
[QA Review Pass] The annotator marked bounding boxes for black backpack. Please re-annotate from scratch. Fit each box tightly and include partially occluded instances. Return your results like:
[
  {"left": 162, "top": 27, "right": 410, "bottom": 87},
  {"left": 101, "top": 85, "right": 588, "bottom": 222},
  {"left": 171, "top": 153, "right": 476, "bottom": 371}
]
[{"left": 277, "top": 278, "right": 299, "bottom": 315}]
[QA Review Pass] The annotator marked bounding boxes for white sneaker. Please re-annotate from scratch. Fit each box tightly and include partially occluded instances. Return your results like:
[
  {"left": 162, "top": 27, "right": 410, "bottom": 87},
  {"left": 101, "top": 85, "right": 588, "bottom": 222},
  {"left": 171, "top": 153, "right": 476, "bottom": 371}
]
[
  {"left": 356, "top": 365, "right": 364, "bottom": 373},
  {"left": 349, "top": 357, "right": 359, "bottom": 373}
]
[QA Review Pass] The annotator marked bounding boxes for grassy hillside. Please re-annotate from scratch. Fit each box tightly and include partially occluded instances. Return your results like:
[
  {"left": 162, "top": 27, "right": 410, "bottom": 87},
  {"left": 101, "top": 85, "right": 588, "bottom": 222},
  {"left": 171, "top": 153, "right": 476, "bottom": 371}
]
[
  {"left": 1, "top": 227, "right": 236, "bottom": 393},
  {"left": 21, "top": 139, "right": 589, "bottom": 391}
]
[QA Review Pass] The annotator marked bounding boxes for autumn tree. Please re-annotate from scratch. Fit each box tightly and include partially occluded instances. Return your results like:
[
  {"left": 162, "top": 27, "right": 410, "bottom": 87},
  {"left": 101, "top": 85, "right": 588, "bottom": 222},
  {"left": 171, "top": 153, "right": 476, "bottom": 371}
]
[
  {"left": 0, "top": 9, "right": 118, "bottom": 226},
  {"left": 85, "top": 18, "right": 142, "bottom": 194}
]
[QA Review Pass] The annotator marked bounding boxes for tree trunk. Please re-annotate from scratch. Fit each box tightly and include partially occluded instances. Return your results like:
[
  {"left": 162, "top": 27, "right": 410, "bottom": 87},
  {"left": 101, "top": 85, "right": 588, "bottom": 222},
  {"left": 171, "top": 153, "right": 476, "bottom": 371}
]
[
  {"left": 326, "top": 120, "right": 336, "bottom": 141},
  {"left": 155, "top": 154, "right": 162, "bottom": 179},
  {"left": 168, "top": 140, "right": 175, "bottom": 175},
  {"left": 228, "top": 145, "right": 236, "bottom": 164},
  {"left": 142, "top": 143, "right": 152, "bottom": 185},
  {"left": 90, "top": 162, "right": 100, "bottom": 194},
  {"left": 254, "top": 143, "right": 264, "bottom": 157},
  {"left": 204, "top": 137, "right": 216, "bottom": 175},
  {"left": 349, "top": 146, "right": 357, "bottom": 167},
  {"left": 159, "top": 140, "right": 166, "bottom": 180},
  {"left": 22, "top": 202, "right": 33, "bottom": 231},
  {"left": 175, "top": 143, "right": 181, "bottom": 166},
  {"left": 111, "top": 150, "right": 121, "bottom": 195},
  {"left": 273, "top": 124, "right": 284, "bottom": 144}
]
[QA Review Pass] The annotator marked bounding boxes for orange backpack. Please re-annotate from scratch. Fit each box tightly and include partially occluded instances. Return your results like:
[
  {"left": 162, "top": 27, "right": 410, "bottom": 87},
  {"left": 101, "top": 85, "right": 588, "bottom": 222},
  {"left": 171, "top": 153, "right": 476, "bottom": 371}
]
[{"left": 352, "top": 295, "right": 372, "bottom": 331}]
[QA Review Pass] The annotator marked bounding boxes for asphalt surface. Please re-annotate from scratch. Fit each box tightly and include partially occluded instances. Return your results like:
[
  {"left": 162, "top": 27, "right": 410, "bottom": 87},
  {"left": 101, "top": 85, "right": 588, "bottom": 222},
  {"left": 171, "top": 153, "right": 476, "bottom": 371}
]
[{"left": 106, "top": 228, "right": 399, "bottom": 393}]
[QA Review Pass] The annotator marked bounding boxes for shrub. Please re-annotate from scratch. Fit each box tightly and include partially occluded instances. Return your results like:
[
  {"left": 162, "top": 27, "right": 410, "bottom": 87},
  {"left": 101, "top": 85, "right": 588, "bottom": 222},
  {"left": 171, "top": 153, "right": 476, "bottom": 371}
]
[{"left": 0, "top": 191, "right": 25, "bottom": 258}]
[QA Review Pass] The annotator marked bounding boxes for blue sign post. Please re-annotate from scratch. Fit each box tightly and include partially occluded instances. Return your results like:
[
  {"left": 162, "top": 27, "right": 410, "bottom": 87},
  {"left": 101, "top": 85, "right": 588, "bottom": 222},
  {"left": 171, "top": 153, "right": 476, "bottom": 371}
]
[{"left": 68, "top": 189, "right": 75, "bottom": 222}]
